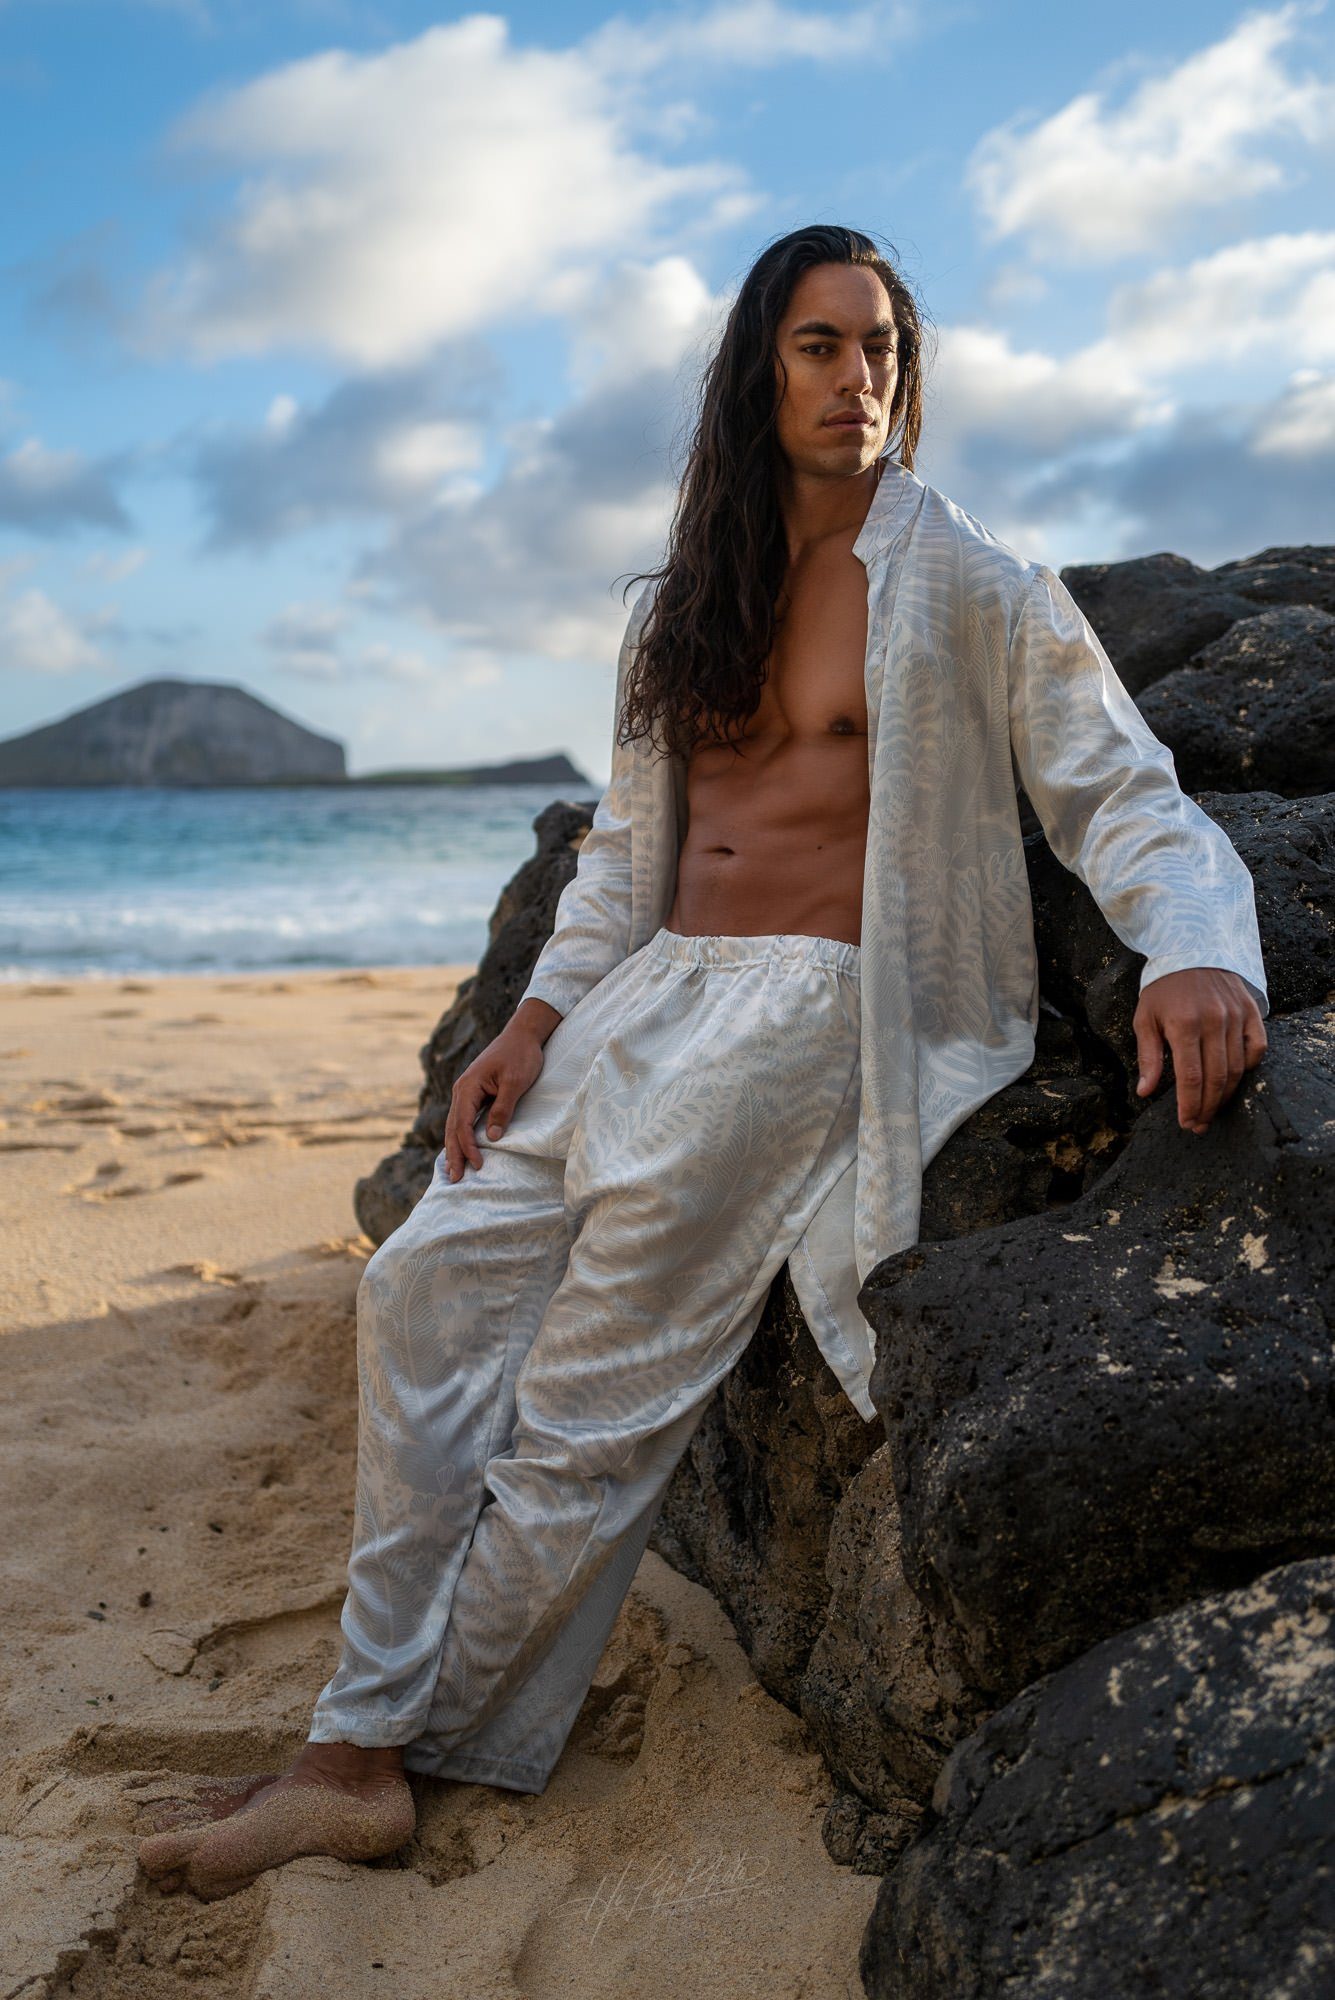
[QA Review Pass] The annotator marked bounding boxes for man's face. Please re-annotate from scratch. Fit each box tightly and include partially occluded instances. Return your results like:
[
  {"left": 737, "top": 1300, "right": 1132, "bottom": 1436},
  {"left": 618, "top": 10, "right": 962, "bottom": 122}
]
[{"left": 771, "top": 262, "right": 899, "bottom": 480}]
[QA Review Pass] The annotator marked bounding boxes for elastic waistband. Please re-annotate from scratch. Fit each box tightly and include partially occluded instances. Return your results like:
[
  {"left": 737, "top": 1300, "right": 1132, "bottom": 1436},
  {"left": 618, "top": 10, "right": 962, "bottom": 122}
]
[{"left": 644, "top": 925, "right": 861, "bottom": 977}]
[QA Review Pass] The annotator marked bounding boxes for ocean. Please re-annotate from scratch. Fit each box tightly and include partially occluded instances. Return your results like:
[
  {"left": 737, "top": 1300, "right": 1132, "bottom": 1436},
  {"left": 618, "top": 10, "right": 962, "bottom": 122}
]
[{"left": 0, "top": 784, "right": 592, "bottom": 980}]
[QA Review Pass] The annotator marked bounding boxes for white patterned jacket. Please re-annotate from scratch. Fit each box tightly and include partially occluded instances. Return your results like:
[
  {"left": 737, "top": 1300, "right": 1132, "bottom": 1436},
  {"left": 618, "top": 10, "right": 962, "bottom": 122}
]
[{"left": 519, "top": 457, "right": 1270, "bottom": 1422}]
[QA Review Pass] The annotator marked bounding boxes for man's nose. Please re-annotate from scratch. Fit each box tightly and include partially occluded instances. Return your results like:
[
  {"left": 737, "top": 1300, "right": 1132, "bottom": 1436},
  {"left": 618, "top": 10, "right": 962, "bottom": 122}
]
[{"left": 836, "top": 347, "right": 874, "bottom": 395}]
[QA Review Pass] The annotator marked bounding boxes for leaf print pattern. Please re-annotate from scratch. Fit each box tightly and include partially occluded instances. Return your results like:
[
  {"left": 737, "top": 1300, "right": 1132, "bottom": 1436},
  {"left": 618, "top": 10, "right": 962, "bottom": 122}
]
[{"left": 309, "top": 926, "right": 863, "bottom": 1791}]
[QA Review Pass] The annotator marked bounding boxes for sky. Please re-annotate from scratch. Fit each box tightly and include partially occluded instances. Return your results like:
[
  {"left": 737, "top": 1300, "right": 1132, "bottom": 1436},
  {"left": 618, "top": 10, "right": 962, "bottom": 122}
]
[{"left": 1, "top": 0, "right": 1333, "bottom": 784}]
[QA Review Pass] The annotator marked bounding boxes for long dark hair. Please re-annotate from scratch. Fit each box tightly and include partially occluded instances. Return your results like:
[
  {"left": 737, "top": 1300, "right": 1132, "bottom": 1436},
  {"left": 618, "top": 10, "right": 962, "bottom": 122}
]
[{"left": 617, "top": 224, "right": 930, "bottom": 761}]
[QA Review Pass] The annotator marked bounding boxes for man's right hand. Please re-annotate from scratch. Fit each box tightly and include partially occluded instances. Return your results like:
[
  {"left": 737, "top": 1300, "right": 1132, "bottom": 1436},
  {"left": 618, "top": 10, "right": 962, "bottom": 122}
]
[{"left": 442, "top": 1019, "right": 549, "bottom": 1180}]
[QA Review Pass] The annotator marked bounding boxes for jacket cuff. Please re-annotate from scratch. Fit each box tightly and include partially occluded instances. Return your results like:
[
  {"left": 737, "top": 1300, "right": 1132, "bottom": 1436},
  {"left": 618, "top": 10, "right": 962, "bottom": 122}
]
[{"left": 516, "top": 971, "right": 581, "bottom": 1022}]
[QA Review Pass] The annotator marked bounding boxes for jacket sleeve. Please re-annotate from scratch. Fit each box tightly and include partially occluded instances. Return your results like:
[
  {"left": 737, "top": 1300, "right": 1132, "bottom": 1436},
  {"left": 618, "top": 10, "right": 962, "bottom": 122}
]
[
  {"left": 516, "top": 582, "right": 654, "bottom": 1021},
  {"left": 1007, "top": 563, "right": 1269, "bottom": 1017}
]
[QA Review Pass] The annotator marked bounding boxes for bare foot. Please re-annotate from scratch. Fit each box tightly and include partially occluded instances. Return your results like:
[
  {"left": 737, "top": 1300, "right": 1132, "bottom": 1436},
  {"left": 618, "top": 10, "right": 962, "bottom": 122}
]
[
  {"left": 133, "top": 1771, "right": 284, "bottom": 1835},
  {"left": 136, "top": 1743, "right": 415, "bottom": 1900}
]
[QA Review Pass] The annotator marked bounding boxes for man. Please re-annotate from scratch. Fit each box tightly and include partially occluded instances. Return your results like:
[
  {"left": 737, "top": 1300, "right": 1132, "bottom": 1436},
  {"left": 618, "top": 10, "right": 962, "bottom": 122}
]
[{"left": 137, "top": 225, "right": 1268, "bottom": 1900}]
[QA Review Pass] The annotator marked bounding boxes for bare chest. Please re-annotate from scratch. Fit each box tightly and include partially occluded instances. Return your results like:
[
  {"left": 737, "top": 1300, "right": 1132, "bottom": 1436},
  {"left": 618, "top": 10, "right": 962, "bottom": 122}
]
[{"left": 694, "top": 543, "right": 870, "bottom": 760}]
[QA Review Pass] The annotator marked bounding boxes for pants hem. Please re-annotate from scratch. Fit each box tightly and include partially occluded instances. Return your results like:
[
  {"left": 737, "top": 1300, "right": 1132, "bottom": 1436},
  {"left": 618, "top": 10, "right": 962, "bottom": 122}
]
[
  {"left": 307, "top": 1713, "right": 427, "bottom": 1750},
  {"left": 402, "top": 1744, "right": 552, "bottom": 1794}
]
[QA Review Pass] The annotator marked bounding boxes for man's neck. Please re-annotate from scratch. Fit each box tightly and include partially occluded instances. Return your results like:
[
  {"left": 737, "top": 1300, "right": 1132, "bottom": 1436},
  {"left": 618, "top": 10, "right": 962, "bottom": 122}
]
[{"left": 775, "top": 456, "right": 885, "bottom": 567}]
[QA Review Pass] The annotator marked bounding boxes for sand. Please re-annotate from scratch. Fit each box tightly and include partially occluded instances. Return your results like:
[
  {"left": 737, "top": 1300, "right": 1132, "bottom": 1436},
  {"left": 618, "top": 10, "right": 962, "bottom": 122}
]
[{"left": 0, "top": 968, "right": 876, "bottom": 1998}]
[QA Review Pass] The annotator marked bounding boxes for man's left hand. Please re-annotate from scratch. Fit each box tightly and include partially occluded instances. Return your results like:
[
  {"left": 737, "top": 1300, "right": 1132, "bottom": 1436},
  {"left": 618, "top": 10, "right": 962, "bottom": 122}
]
[{"left": 1134, "top": 967, "right": 1268, "bottom": 1136}]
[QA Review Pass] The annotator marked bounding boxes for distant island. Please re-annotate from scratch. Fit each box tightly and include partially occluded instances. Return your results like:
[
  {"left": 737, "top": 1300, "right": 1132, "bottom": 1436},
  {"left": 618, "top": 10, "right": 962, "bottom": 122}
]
[{"left": 0, "top": 678, "right": 592, "bottom": 790}]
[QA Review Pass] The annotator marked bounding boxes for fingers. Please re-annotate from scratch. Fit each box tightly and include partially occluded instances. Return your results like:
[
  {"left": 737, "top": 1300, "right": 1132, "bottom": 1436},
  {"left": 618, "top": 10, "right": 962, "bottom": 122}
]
[
  {"left": 485, "top": 1085, "right": 518, "bottom": 1142},
  {"left": 442, "top": 1032, "right": 541, "bottom": 1179},
  {"left": 1242, "top": 1009, "right": 1269, "bottom": 1069},
  {"left": 1192, "top": 1010, "right": 1231, "bottom": 1134},
  {"left": 1135, "top": 977, "right": 1267, "bottom": 1135},
  {"left": 1172, "top": 1000, "right": 1256, "bottom": 1135},
  {"left": 1170, "top": 1023, "right": 1207, "bottom": 1133},
  {"left": 444, "top": 1074, "right": 488, "bottom": 1181},
  {"left": 1135, "top": 1011, "right": 1165, "bottom": 1099},
  {"left": 1225, "top": 1009, "right": 1247, "bottom": 1113}
]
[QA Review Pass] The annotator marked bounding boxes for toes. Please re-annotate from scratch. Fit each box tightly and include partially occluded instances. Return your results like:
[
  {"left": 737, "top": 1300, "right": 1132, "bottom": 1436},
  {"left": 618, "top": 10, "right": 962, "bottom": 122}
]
[{"left": 137, "top": 1823, "right": 209, "bottom": 1880}]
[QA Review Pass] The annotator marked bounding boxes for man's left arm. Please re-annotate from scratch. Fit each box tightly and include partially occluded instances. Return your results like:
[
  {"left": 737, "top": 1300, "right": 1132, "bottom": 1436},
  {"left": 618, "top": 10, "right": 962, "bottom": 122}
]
[{"left": 1006, "top": 563, "right": 1269, "bottom": 1137}]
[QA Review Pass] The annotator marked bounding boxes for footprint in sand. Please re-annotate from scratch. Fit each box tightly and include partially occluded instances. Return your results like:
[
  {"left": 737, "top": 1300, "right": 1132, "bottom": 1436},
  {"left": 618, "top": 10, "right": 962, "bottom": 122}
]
[
  {"left": 179, "top": 1126, "right": 266, "bottom": 1152},
  {"left": 166, "top": 1261, "right": 243, "bottom": 1286},
  {"left": 67, "top": 1165, "right": 208, "bottom": 1202},
  {"left": 305, "top": 1236, "right": 373, "bottom": 1261},
  {"left": 56, "top": 1090, "right": 124, "bottom": 1114},
  {"left": 298, "top": 1130, "right": 401, "bottom": 1146},
  {"left": 97, "top": 1008, "right": 143, "bottom": 1020}
]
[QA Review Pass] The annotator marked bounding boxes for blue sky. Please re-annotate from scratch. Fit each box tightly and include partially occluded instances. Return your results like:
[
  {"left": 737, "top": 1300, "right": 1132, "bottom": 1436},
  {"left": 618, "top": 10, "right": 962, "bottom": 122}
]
[{"left": 2, "top": 0, "right": 1332, "bottom": 782}]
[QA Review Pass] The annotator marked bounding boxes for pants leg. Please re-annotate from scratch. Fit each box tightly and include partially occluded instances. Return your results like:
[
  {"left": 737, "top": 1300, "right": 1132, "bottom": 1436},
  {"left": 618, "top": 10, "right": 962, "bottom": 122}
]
[
  {"left": 310, "top": 926, "right": 862, "bottom": 1793},
  {"left": 307, "top": 1143, "right": 573, "bottom": 1747}
]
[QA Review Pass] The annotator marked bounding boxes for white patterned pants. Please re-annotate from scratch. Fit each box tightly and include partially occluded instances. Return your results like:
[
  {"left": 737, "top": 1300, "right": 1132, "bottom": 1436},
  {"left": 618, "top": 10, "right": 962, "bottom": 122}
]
[{"left": 308, "top": 925, "right": 862, "bottom": 1793}]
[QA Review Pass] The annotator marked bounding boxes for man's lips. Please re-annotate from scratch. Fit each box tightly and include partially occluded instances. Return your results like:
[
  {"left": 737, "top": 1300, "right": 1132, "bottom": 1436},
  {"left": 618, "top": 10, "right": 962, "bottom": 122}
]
[{"left": 825, "top": 414, "right": 875, "bottom": 429}]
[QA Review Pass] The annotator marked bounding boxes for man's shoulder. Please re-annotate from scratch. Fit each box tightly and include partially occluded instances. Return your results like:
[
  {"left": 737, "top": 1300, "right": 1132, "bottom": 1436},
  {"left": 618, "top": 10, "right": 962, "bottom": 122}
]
[{"left": 900, "top": 471, "right": 1041, "bottom": 599}]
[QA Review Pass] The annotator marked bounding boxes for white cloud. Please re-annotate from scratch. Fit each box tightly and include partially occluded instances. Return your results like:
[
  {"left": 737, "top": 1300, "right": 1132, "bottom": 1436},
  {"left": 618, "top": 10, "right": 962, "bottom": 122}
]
[
  {"left": 372, "top": 421, "right": 479, "bottom": 493},
  {"left": 262, "top": 603, "right": 438, "bottom": 684},
  {"left": 934, "top": 361, "right": 1335, "bottom": 570},
  {"left": 587, "top": 0, "right": 921, "bottom": 71},
  {"left": 264, "top": 601, "right": 349, "bottom": 650},
  {"left": 564, "top": 253, "right": 721, "bottom": 392},
  {"left": 979, "top": 262, "right": 1050, "bottom": 311},
  {"left": 190, "top": 359, "right": 492, "bottom": 549},
  {"left": 1252, "top": 367, "right": 1335, "bottom": 453},
  {"left": 265, "top": 394, "right": 299, "bottom": 435},
  {"left": 0, "top": 434, "right": 131, "bottom": 533},
  {"left": 0, "top": 552, "right": 37, "bottom": 593},
  {"left": 966, "top": 4, "right": 1335, "bottom": 260},
  {"left": 925, "top": 322, "right": 1166, "bottom": 455},
  {"left": 82, "top": 545, "right": 150, "bottom": 583},
  {"left": 0, "top": 583, "right": 109, "bottom": 675},
  {"left": 262, "top": 599, "right": 349, "bottom": 678},
  {"left": 1102, "top": 230, "right": 1335, "bottom": 372},
  {"left": 136, "top": 14, "right": 748, "bottom": 367},
  {"left": 358, "top": 257, "right": 723, "bottom": 665},
  {"left": 356, "top": 640, "right": 432, "bottom": 684}
]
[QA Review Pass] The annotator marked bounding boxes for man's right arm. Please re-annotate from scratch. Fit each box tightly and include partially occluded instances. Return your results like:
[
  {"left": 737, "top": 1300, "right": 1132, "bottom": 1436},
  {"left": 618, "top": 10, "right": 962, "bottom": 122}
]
[
  {"left": 513, "top": 582, "right": 654, "bottom": 1029},
  {"left": 508, "top": 995, "right": 564, "bottom": 1047}
]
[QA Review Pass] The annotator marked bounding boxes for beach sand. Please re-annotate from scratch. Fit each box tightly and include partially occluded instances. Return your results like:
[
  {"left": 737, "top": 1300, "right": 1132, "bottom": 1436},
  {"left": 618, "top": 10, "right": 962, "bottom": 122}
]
[{"left": 0, "top": 969, "right": 875, "bottom": 1998}]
